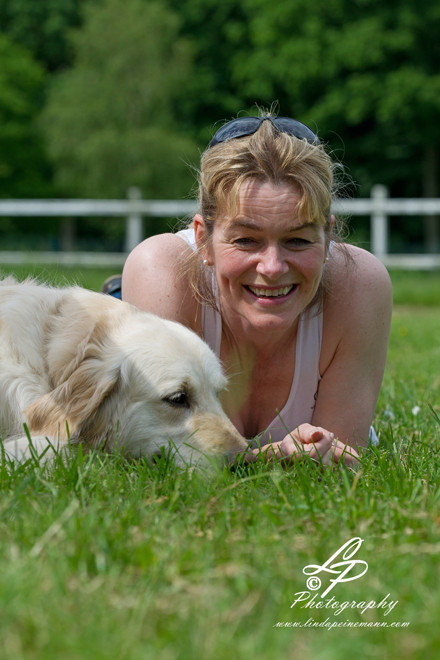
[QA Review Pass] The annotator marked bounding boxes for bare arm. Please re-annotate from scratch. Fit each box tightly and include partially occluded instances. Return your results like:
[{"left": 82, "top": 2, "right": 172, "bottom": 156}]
[
  {"left": 254, "top": 246, "right": 392, "bottom": 466},
  {"left": 122, "top": 233, "right": 200, "bottom": 331},
  {"left": 311, "top": 245, "right": 392, "bottom": 448}
]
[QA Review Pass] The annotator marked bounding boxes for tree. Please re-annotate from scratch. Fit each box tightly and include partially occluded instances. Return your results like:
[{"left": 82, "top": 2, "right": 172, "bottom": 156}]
[
  {"left": 0, "top": 33, "right": 52, "bottom": 198},
  {"left": 167, "top": 0, "right": 251, "bottom": 144},
  {"left": 229, "top": 0, "right": 440, "bottom": 203},
  {"left": 0, "top": 0, "right": 83, "bottom": 71},
  {"left": 40, "top": 0, "right": 199, "bottom": 199}
]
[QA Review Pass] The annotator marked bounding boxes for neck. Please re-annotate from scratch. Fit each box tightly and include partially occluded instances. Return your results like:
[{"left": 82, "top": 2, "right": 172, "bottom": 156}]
[
  {"left": 218, "top": 314, "right": 299, "bottom": 426},
  {"left": 221, "top": 314, "right": 299, "bottom": 363}
]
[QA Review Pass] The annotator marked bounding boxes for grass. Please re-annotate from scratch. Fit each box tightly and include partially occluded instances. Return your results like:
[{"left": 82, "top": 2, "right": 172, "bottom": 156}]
[
  {"left": 0, "top": 264, "right": 117, "bottom": 292},
  {"left": 0, "top": 265, "right": 439, "bottom": 659}
]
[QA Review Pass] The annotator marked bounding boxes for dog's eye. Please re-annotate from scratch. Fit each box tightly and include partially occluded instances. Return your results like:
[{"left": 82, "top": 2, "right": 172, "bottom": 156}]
[{"left": 163, "top": 391, "right": 189, "bottom": 408}]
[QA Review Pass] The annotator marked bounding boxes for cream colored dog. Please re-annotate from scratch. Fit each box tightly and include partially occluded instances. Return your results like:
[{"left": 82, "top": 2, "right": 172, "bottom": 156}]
[{"left": 0, "top": 278, "right": 247, "bottom": 467}]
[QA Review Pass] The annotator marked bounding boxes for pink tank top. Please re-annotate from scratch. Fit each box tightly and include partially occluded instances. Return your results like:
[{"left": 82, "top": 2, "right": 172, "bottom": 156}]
[{"left": 176, "top": 228, "right": 322, "bottom": 443}]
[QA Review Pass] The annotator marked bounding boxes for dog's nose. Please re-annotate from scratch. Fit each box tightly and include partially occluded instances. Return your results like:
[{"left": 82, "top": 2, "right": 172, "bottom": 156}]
[
  {"left": 226, "top": 435, "right": 258, "bottom": 468},
  {"left": 189, "top": 412, "right": 247, "bottom": 461},
  {"left": 213, "top": 423, "right": 250, "bottom": 468}
]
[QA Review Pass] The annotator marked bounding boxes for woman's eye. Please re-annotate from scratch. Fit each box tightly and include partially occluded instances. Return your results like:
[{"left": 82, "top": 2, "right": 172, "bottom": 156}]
[
  {"left": 233, "top": 237, "right": 257, "bottom": 247},
  {"left": 286, "top": 237, "right": 311, "bottom": 247}
]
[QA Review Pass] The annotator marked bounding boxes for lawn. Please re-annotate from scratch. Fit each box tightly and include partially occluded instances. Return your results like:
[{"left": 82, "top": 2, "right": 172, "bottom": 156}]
[{"left": 0, "top": 266, "right": 439, "bottom": 660}]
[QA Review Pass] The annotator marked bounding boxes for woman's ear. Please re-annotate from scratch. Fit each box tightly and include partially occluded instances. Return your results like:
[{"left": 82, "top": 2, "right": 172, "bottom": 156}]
[
  {"left": 193, "top": 214, "right": 213, "bottom": 265},
  {"left": 193, "top": 214, "right": 206, "bottom": 247},
  {"left": 325, "top": 214, "right": 336, "bottom": 257}
]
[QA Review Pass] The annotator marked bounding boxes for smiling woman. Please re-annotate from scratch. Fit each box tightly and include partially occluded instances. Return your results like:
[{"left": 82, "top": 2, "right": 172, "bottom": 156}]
[
  {"left": 122, "top": 114, "right": 393, "bottom": 467},
  {"left": 193, "top": 180, "right": 328, "bottom": 344}
]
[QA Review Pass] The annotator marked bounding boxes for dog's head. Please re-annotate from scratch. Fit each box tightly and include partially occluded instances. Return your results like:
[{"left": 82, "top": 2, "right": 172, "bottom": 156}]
[{"left": 25, "top": 293, "right": 247, "bottom": 467}]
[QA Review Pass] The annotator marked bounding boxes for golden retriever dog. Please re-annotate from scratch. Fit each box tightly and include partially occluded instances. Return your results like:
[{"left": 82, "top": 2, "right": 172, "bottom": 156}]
[{"left": 0, "top": 277, "right": 247, "bottom": 467}]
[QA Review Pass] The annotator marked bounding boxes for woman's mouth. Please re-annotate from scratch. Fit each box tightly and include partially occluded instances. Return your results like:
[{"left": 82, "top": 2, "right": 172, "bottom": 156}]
[{"left": 245, "top": 284, "right": 297, "bottom": 299}]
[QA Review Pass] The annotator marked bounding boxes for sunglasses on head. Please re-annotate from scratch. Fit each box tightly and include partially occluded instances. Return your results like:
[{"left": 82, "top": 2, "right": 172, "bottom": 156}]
[{"left": 208, "top": 116, "right": 321, "bottom": 148}]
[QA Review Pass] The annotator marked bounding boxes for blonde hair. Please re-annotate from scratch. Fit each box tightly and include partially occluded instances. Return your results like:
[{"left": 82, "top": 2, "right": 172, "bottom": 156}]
[{"left": 182, "top": 118, "right": 346, "bottom": 308}]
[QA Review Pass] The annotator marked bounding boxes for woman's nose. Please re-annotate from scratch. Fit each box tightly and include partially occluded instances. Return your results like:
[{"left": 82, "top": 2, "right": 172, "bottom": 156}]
[{"left": 256, "top": 244, "right": 289, "bottom": 279}]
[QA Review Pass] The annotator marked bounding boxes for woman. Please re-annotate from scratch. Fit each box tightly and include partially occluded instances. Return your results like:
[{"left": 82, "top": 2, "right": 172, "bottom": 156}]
[{"left": 122, "top": 115, "right": 392, "bottom": 466}]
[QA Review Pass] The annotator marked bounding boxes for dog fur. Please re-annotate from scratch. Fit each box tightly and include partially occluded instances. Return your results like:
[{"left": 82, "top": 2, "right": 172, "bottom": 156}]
[{"left": 0, "top": 277, "right": 247, "bottom": 466}]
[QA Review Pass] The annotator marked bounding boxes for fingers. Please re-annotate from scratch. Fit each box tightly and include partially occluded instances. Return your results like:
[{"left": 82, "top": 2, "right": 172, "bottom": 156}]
[
  {"left": 279, "top": 427, "right": 334, "bottom": 458},
  {"left": 251, "top": 432, "right": 360, "bottom": 468},
  {"left": 285, "top": 423, "right": 332, "bottom": 445},
  {"left": 251, "top": 438, "right": 319, "bottom": 464},
  {"left": 251, "top": 443, "right": 282, "bottom": 461},
  {"left": 321, "top": 439, "right": 360, "bottom": 467}
]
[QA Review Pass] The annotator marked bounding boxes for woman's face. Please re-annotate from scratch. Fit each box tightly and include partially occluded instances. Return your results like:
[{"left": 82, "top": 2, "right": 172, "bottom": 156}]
[{"left": 195, "top": 179, "right": 329, "bottom": 338}]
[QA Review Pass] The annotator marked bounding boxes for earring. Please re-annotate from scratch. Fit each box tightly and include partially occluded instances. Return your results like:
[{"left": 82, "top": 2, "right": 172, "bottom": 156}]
[{"left": 203, "top": 259, "right": 208, "bottom": 266}]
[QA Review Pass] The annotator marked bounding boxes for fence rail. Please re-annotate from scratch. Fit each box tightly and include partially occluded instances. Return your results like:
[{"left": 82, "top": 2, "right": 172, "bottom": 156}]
[{"left": 0, "top": 185, "right": 439, "bottom": 269}]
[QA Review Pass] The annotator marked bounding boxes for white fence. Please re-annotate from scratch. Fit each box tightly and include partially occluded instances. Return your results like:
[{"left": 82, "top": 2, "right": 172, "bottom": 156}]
[{"left": 0, "top": 185, "right": 439, "bottom": 269}]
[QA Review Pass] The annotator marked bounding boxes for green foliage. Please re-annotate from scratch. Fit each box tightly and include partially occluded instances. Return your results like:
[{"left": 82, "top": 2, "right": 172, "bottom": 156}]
[
  {"left": 228, "top": 0, "right": 440, "bottom": 196},
  {"left": 0, "top": 0, "right": 82, "bottom": 71},
  {"left": 40, "top": 0, "right": 199, "bottom": 198},
  {"left": 167, "top": 0, "right": 251, "bottom": 143},
  {"left": 0, "top": 33, "right": 53, "bottom": 197},
  {"left": 1, "top": 0, "right": 440, "bottom": 250},
  {"left": 3, "top": 0, "right": 440, "bottom": 201}
]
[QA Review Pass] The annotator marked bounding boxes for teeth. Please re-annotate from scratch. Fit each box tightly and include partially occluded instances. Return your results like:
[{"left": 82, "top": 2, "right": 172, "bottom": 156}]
[{"left": 248, "top": 285, "right": 294, "bottom": 298}]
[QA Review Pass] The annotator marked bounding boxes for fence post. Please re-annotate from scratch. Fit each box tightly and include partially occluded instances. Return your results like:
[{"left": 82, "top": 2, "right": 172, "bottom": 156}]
[
  {"left": 371, "top": 184, "right": 388, "bottom": 258},
  {"left": 126, "top": 187, "right": 143, "bottom": 253}
]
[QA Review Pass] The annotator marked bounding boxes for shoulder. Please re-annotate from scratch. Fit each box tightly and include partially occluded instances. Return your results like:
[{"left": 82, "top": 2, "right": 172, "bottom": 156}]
[
  {"left": 123, "top": 232, "right": 193, "bottom": 275},
  {"left": 327, "top": 243, "right": 392, "bottom": 315},
  {"left": 122, "top": 232, "right": 201, "bottom": 330},
  {"left": 314, "top": 245, "right": 392, "bottom": 446},
  {"left": 320, "top": 244, "right": 392, "bottom": 367}
]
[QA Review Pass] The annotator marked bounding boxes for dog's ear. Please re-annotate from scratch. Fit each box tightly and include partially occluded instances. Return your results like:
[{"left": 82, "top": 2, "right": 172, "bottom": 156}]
[{"left": 25, "top": 321, "right": 120, "bottom": 438}]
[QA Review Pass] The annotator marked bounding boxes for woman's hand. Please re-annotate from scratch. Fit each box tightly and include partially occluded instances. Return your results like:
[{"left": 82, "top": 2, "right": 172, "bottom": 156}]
[{"left": 250, "top": 423, "right": 360, "bottom": 468}]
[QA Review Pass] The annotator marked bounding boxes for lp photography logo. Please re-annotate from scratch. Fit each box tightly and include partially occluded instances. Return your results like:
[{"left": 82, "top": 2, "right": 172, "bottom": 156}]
[
  {"left": 275, "top": 536, "right": 409, "bottom": 629},
  {"left": 302, "top": 536, "right": 369, "bottom": 599}
]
